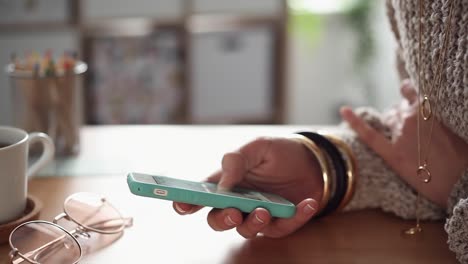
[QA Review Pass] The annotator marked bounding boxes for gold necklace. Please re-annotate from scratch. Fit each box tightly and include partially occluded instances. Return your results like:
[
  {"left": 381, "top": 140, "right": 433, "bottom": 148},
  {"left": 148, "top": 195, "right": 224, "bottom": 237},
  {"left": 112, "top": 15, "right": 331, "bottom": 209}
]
[{"left": 404, "top": 0, "right": 455, "bottom": 235}]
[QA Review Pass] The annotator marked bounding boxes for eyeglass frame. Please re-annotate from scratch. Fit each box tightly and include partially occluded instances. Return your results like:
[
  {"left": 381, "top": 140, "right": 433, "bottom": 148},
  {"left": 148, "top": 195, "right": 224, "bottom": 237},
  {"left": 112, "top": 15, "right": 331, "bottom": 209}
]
[{"left": 8, "top": 192, "right": 133, "bottom": 264}]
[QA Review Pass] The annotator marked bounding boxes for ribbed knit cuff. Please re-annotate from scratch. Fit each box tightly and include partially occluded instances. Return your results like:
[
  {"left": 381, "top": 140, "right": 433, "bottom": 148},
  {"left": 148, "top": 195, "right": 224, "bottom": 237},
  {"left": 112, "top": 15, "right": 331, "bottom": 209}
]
[{"left": 330, "top": 107, "right": 445, "bottom": 220}]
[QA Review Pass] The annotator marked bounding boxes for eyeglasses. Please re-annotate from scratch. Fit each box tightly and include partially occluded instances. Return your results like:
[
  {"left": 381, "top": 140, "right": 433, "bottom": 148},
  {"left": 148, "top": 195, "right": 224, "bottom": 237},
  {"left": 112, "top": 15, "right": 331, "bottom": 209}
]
[{"left": 8, "top": 192, "right": 133, "bottom": 264}]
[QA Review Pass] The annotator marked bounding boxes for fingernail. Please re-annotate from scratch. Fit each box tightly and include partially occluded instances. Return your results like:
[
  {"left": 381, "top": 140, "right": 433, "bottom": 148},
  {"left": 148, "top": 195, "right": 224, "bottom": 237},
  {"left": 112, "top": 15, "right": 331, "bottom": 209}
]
[
  {"left": 340, "top": 107, "right": 353, "bottom": 119},
  {"left": 216, "top": 185, "right": 229, "bottom": 192},
  {"left": 224, "top": 215, "right": 237, "bottom": 226},
  {"left": 401, "top": 78, "right": 411, "bottom": 86},
  {"left": 217, "top": 177, "right": 230, "bottom": 192},
  {"left": 254, "top": 214, "right": 265, "bottom": 224},
  {"left": 175, "top": 203, "right": 188, "bottom": 214},
  {"left": 303, "top": 204, "right": 316, "bottom": 215}
]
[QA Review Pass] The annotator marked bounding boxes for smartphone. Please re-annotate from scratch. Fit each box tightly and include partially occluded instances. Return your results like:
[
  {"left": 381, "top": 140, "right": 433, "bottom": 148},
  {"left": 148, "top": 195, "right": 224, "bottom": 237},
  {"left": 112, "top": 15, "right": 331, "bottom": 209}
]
[{"left": 127, "top": 172, "right": 296, "bottom": 218}]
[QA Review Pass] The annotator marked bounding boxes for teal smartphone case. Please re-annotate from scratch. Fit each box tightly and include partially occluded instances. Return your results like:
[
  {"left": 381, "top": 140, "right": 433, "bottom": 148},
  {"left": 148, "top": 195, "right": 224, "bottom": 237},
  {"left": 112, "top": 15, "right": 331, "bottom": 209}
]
[{"left": 127, "top": 172, "right": 296, "bottom": 218}]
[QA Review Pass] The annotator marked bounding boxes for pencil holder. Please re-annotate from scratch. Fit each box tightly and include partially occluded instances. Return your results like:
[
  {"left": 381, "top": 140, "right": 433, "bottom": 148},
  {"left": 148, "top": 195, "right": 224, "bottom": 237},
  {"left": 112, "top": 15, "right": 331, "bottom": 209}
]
[{"left": 6, "top": 61, "right": 87, "bottom": 156}]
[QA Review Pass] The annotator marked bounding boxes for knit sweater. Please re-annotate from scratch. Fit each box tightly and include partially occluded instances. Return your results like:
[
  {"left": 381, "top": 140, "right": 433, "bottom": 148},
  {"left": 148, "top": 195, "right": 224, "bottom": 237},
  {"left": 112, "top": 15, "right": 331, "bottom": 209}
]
[{"left": 337, "top": 0, "right": 468, "bottom": 262}]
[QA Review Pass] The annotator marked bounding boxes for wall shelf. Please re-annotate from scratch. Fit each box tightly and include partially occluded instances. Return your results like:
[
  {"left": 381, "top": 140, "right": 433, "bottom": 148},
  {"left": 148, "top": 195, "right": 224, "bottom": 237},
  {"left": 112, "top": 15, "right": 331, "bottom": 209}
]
[{"left": 1, "top": 0, "right": 287, "bottom": 125}]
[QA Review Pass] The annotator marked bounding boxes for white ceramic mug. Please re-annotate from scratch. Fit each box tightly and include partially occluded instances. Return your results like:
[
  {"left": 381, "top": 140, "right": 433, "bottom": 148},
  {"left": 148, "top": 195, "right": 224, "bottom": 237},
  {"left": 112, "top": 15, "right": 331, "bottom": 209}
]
[{"left": 0, "top": 126, "right": 54, "bottom": 223}]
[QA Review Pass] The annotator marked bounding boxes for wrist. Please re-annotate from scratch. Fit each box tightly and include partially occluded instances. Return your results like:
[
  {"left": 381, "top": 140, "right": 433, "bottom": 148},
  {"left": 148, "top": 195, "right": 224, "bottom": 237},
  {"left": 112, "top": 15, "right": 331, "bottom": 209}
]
[
  {"left": 289, "top": 134, "right": 330, "bottom": 214},
  {"left": 291, "top": 132, "right": 358, "bottom": 216}
]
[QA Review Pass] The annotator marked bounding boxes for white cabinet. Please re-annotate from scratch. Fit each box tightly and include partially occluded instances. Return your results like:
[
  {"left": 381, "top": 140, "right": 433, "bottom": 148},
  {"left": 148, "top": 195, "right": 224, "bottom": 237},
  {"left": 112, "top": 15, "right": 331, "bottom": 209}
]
[
  {"left": 81, "top": 0, "right": 184, "bottom": 20},
  {"left": 192, "top": 0, "right": 283, "bottom": 16},
  {"left": 189, "top": 26, "right": 274, "bottom": 123},
  {"left": 81, "top": 0, "right": 282, "bottom": 19}
]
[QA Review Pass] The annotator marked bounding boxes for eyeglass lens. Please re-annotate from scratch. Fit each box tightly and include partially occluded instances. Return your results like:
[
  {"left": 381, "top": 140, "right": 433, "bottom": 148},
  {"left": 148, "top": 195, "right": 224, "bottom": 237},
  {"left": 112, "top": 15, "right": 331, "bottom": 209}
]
[
  {"left": 64, "top": 192, "right": 125, "bottom": 234},
  {"left": 10, "top": 221, "right": 81, "bottom": 264}
]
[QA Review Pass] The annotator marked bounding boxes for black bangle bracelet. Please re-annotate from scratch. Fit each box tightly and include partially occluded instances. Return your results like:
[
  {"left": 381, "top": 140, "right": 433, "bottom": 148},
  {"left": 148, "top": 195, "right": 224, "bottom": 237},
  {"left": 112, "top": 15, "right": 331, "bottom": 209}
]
[{"left": 297, "top": 131, "right": 348, "bottom": 217}]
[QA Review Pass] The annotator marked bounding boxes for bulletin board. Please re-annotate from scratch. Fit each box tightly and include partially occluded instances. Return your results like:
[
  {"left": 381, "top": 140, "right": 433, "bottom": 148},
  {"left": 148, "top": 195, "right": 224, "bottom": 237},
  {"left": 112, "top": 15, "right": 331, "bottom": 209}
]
[{"left": 83, "top": 24, "right": 185, "bottom": 124}]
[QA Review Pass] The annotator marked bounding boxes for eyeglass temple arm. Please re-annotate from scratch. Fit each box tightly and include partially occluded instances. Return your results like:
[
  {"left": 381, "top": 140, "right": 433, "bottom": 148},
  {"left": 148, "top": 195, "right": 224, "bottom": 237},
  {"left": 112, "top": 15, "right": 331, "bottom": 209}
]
[
  {"left": 11, "top": 255, "right": 35, "bottom": 264},
  {"left": 11, "top": 250, "right": 39, "bottom": 264},
  {"left": 81, "top": 217, "right": 133, "bottom": 232},
  {"left": 64, "top": 216, "right": 134, "bottom": 231},
  {"left": 54, "top": 211, "right": 132, "bottom": 228},
  {"left": 10, "top": 215, "right": 134, "bottom": 263},
  {"left": 10, "top": 229, "right": 76, "bottom": 264}
]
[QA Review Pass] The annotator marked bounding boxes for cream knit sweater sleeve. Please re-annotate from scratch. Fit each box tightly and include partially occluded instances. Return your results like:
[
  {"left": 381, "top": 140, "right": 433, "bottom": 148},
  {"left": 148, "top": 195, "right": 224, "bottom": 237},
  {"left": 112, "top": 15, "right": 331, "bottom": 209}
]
[
  {"left": 337, "top": 108, "right": 445, "bottom": 220},
  {"left": 334, "top": 0, "right": 468, "bottom": 262},
  {"left": 337, "top": 109, "right": 468, "bottom": 263}
]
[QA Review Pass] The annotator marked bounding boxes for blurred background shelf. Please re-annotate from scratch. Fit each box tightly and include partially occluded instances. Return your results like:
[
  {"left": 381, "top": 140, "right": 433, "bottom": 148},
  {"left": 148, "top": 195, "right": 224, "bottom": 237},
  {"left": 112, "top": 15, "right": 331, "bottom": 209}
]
[
  {"left": 0, "top": 0, "right": 399, "bottom": 126},
  {"left": 1, "top": 0, "right": 287, "bottom": 125}
]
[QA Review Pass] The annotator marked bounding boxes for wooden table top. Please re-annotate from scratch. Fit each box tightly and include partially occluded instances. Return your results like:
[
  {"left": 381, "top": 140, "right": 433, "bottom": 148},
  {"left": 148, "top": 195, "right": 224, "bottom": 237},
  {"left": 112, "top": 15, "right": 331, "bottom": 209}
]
[{"left": 0, "top": 126, "right": 457, "bottom": 263}]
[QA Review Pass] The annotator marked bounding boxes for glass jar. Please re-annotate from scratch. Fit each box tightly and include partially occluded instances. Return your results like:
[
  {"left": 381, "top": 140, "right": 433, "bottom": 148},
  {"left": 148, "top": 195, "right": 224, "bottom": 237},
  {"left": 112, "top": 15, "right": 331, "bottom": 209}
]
[{"left": 7, "top": 61, "right": 87, "bottom": 156}]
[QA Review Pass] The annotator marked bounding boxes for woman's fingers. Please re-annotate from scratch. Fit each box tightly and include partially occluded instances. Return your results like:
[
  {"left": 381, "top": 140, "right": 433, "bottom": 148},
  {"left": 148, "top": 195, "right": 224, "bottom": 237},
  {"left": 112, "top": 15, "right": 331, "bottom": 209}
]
[
  {"left": 217, "top": 137, "right": 273, "bottom": 190},
  {"left": 205, "top": 199, "right": 317, "bottom": 238},
  {"left": 261, "top": 198, "right": 318, "bottom": 238},
  {"left": 217, "top": 152, "right": 249, "bottom": 190},
  {"left": 207, "top": 208, "right": 243, "bottom": 231},
  {"left": 174, "top": 137, "right": 273, "bottom": 216},
  {"left": 340, "top": 107, "right": 398, "bottom": 169},
  {"left": 173, "top": 171, "right": 222, "bottom": 215},
  {"left": 206, "top": 170, "right": 222, "bottom": 183},
  {"left": 236, "top": 208, "right": 271, "bottom": 238},
  {"left": 400, "top": 79, "right": 417, "bottom": 104},
  {"left": 173, "top": 202, "right": 204, "bottom": 215},
  {"left": 206, "top": 208, "right": 270, "bottom": 235}
]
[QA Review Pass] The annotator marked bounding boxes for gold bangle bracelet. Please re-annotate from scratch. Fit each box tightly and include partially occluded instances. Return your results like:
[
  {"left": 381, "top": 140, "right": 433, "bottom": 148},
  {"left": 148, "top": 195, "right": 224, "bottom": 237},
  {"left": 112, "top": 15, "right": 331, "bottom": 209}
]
[
  {"left": 289, "top": 134, "right": 331, "bottom": 214},
  {"left": 323, "top": 134, "right": 357, "bottom": 211}
]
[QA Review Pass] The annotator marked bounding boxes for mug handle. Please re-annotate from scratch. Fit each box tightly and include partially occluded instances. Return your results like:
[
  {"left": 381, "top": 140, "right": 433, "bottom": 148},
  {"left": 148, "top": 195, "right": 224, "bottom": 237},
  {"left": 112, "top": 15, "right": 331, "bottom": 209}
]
[{"left": 27, "top": 132, "right": 55, "bottom": 178}]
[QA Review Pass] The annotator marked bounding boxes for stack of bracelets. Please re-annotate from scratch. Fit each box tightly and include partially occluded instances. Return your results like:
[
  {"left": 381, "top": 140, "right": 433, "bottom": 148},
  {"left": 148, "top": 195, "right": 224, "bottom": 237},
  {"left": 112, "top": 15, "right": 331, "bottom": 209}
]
[{"left": 290, "top": 131, "right": 357, "bottom": 217}]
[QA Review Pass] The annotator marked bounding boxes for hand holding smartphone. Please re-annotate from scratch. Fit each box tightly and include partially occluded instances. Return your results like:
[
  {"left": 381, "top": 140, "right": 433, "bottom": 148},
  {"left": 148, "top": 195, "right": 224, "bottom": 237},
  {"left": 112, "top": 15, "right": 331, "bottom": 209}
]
[{"left": 127, "top": 172, "right": 296, "bottom": 218}]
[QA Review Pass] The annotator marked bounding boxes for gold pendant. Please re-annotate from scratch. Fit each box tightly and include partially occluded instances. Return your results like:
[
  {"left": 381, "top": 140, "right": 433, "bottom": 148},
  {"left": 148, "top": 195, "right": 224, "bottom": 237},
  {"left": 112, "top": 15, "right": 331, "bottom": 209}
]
[
  {"left": 421, "top": 96, "right": 432, "bottom": 121},
  {"left": 417, "top": 164, "right": 431, "bottom": 183}
]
